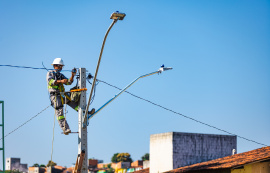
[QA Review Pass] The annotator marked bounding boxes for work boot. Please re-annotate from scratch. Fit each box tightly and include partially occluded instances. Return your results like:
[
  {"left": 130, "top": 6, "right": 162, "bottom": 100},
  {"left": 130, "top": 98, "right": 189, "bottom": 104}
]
[
  {"left": 64, "top": 129, "right": 71, "bottom": 135},
  {"left": 88, "top": 108, "right": 95, "bottom": 115}
]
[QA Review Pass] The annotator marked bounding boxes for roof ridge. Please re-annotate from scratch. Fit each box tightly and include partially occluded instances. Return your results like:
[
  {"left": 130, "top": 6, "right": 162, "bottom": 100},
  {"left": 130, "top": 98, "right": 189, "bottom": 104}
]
[{"left": 166, "top": 146, "right": 270, "bottom": 173}]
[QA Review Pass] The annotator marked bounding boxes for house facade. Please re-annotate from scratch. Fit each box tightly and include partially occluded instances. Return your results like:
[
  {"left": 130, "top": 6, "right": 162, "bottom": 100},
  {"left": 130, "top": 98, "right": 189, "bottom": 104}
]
[{"left": 6, "top": 157, "right": 28, "bottom": 173}]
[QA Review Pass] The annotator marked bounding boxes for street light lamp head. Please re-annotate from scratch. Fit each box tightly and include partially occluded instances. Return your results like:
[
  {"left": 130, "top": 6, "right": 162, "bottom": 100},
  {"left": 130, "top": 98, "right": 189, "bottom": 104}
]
[
  {"left": 158, "top": 64, "right": 173, "bottom": 73},
  {"left": 110, "top": 11, "right": 126, "bottom": 20}
]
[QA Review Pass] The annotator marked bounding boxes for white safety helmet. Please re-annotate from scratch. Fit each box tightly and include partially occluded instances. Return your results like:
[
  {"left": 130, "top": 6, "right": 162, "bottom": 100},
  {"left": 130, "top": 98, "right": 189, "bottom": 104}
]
[{"left": 51, "top": 58, "right": 65, "bottom": 66}]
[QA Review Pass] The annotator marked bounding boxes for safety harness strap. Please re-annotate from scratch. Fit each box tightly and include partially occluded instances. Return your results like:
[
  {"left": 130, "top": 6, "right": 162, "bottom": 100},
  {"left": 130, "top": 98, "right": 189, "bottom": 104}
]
[
  {"left": 64, "top": 94, "right": 72, "bottom": 102},
  {"left": 59, "top": 84, "right": 64, "bottom": 105},
  {"left": 48, "top": 85, "right": 58, "bottom": 89},
  {"left": 57, "top": 115, "right": 65, "bottom": 120},
  {"left": 59, "top": 84, "right": 71, "bottom": 105}
]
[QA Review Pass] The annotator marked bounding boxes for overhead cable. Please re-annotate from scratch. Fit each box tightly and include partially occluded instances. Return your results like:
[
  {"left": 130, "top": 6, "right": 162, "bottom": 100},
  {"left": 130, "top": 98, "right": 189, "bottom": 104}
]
[
  {"left": 0, "top": 65, "right": 71, "bottom": 71},
  {"left": 87, "top": 79, "right": 99, "bottom": 105},
  {"left": 0, "top": 105, "right": 50, "bottom": 140},
  {"left": 1, "top": 64, "right": 268, "bottom": 146},
  {"left": 97, "top": 79, "right": 268, "bottom": 147}
]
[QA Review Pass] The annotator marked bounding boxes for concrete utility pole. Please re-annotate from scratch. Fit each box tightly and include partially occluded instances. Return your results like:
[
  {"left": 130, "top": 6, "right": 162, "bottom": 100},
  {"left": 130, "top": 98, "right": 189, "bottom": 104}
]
[
  {"left": 78, "top": 68, "right": 88, "bottom": 173},
  {"left": 76, "top": 12, "right": 126, "bottom": 173}
]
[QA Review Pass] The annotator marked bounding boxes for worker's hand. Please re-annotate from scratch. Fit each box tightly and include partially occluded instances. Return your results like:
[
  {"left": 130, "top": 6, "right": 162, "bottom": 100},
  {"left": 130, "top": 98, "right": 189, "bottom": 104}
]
[
  {"left": 72, "top": 68, "right": 77, "bottom": 76},
  {"left": 62, "top": 79, "right": 68, "bottom": 84}
]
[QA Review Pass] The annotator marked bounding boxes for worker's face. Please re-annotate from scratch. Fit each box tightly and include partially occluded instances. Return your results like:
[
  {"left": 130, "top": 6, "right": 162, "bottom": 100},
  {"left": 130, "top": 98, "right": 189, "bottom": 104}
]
[{"left": 54, "top": 65, "right": 63, "bottom": 72}]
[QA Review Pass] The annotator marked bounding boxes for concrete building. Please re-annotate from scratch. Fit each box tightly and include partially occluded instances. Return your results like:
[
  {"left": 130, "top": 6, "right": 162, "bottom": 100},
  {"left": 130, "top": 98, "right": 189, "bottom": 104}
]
[
  {"left": 6, "top": 158, "right": 28, "bottom": 173},
  {"left": 89, "top": 159, "right": 98, "bottom": 168},
  {"left": 113, "top": 162, "right": 131, "bottom": 169},
  {"left": 131, "top": 160, "right": 143, "bottom": 167},
  {"left": 150, "top": 132, "right": 237, "bottom": 173},
  {"left": 28, "top": 167, "right": 46, "bottom": 173},
  {"left": 142, "top": 161, "right": 149, "bottom": 169},
  {"left": 128, "top": 160, "right": 143, "bottom": 172},
  {"left": 97, "top": 163, "right": 110, "bottom": 169}
]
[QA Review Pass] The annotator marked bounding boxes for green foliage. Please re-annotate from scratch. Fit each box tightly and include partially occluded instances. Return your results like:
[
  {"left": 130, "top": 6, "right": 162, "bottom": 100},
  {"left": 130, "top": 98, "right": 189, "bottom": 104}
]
[
  {"left": 111, "top": 153, "right": 119, "bottom": 163},
  {"left": 32, "top": 163, "right": 39, "bottom": 167},
  {"left": 107, "top": 163, "right": 111, "bottom": 168},
  {"left": 46, "top": 160, "right": 57, "bottom": 167},
  {"left": 111, "top": 152, "right": 133, "bottom": 163},
  {"left": 141, "top": 153, "right": 149, "bottom": 161},
  {"left": 116, "top": 153, "right": 133, "bottom": 163},
  {"left": 40, "top": 164, "right": 46, "bottom": 167}
]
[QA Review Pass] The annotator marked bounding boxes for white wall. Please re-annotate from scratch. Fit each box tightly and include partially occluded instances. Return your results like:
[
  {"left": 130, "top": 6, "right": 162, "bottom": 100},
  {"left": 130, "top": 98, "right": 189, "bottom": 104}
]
[
  {"left": 143, "top": 160, "right": 150, "bottom": 169},
  {"left": 150, "top": 132, "right": 173, "bottom": 173}
]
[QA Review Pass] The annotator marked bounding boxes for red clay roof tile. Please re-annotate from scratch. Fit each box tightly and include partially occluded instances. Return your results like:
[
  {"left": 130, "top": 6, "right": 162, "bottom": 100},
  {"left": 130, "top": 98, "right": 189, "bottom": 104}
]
[{"left": 166, "top": 146, "right": 270, "bottom": 172}]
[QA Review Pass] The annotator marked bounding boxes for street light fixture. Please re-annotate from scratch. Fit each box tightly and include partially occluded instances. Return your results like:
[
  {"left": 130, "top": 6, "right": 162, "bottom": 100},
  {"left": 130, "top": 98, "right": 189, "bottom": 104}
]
[
  {"left": 87, "top": 65, "right": 173, "bottom": 121},
  {"left": 83, "top": 11, "right": 126, "bottom": 126},
  {"left": 110, "top": 11, "right": 126, "bottom": 20}
]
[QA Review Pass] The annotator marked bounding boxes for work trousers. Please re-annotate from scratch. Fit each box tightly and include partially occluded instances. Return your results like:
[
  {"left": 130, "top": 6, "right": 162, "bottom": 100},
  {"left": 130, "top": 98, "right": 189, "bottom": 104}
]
[{"left": 50, "top": 94, "right": 79, "bottom": 131}]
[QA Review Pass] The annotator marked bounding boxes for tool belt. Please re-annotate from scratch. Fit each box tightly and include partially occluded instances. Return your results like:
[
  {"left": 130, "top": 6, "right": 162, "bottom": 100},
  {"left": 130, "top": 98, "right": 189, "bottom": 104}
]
[
  {"left": 49, "top": 85, "right": 83, "bottom": 103},
  {"left": 70, "top": 86, "right": 81, "bottom": 102}
]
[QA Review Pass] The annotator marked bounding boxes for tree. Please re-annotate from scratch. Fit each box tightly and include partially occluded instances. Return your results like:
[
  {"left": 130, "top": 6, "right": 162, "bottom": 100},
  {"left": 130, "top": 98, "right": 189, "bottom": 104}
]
[
  {"left": 141, "top": 153, "right": 149, "bottom": 161},
  {"left": 111, "top": 153, "right": 119, "bottom": 163},
  {"left": 46, "top": 160, "right": 57, "bottom": 167},
  {"left": 117, "top": 153, "right": 133, "bottom": 163},
  {"left": 40, "top": 164, "right": 46, "bottom": 167},
  {"left": 111, "top": 152, "right": 133, "bottom": 163},
  {"left": 32, "top": 163, "right": 39, "bottom": 167}
]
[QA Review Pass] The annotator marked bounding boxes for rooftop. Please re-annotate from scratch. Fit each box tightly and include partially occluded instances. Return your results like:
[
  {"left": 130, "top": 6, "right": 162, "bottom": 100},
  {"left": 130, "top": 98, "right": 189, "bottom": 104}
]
[
  {"left": 134, "top": 168, "right": 149, "bottom": 173},
  {"left": 166, "top": 146, "right": 270, "bottom": 172}
]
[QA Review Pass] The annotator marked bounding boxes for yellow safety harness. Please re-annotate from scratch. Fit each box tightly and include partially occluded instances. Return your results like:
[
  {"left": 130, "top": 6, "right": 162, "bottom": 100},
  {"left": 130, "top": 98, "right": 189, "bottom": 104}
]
[{"left": 59, "top": 83, "right": 71, "bottom": 105}]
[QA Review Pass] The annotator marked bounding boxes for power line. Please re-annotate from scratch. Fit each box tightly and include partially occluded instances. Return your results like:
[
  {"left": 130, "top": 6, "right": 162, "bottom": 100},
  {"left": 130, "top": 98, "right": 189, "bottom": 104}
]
[
  {"left": 87, "top": 79, "right": 99, "bottom": 105},
  {"left": 1, "top": 105, "right": 50, "bottom": 140},
  {"left": 0, "top": 64, "right": 49, "bottom": 70},
  {"left": 97, "top": 79, "right": 268, "bottom": 147},
  {"left": 0, "top": 65, "right": 71, "bottom": 71},
  {"left": 1, "top": 64, "right": 268, "bottom": 146}
]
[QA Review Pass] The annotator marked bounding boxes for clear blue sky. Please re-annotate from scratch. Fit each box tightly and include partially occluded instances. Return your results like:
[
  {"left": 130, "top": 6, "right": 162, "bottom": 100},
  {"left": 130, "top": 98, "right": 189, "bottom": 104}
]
[{"left": 0, "top": 0, "right": 269, "bottom": 169}]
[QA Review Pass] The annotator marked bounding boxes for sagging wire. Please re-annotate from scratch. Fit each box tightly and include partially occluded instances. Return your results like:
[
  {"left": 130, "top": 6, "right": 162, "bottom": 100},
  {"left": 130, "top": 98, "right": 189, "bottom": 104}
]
[
  {"left": 97, "top": 79, "right": 268, "bottom": 147},
  {"left": 42, "top": 62, "right": 50, "bottom": 72},
  {"left": 1, "top": 64, "right": 268, "bottom": 147},
  {"left": 87, "top": 74, "right": 99, "bottom": 105},
  {"left": 0, "top": 105, "right": 50, "bottom": 140},
  {"left": 0, "top": 64, "right": 72, "bottom": 71}
]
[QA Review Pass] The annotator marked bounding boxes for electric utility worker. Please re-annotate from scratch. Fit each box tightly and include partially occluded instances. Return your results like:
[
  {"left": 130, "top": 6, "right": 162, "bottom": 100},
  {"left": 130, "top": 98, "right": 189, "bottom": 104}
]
[{"left": 47, "top": 58, "right": 95, "bottom": 135}]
